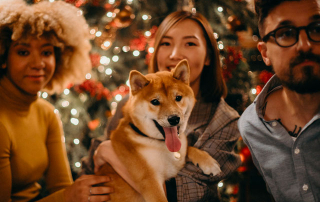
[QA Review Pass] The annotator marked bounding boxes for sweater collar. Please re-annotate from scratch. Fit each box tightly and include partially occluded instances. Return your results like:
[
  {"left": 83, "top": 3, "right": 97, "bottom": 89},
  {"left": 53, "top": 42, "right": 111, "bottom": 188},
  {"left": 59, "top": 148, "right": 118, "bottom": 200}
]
[{"left": 0, "top": 76, "right": 38, "bottom": 111}]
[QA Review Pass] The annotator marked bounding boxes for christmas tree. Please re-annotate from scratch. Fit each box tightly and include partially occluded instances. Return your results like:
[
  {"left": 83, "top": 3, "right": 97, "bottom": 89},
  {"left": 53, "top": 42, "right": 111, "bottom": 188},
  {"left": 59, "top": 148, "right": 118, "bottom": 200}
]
[{"left": 28, "top": 0, "right": 274, "bottom": 200}]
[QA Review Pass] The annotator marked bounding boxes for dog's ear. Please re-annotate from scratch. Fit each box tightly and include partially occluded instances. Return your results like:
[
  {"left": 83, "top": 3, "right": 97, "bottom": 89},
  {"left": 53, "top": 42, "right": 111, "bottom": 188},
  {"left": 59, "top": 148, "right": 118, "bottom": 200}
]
[
  {"left": 173, "top": 59, "right": 190, "bottom": 84},
  {"left": 129, "top": 70, "right": 150, "bottom": 94}
]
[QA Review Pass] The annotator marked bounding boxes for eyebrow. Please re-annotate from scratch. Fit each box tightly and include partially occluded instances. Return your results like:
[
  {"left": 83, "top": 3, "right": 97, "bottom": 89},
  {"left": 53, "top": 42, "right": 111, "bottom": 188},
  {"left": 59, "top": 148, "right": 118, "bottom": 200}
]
[
  {"left": 13, "top": 42, "right": 54, "bottom": 48},
  {"left": 162, "top": 35, "right": 199, "bottom": 40},
  {"left": 277, "top": 14, "right": 320, "bottom": 27}
]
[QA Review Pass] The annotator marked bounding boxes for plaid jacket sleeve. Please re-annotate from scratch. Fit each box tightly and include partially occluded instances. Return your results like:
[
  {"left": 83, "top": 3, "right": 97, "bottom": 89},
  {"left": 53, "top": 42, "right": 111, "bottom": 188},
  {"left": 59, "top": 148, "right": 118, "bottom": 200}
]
[{"left": 175, "top": 100, "right": 242, "bottom": 202}]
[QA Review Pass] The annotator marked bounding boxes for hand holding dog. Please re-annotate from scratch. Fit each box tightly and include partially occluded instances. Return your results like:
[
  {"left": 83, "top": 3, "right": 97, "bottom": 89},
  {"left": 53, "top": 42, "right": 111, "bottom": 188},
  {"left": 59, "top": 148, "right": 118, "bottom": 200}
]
[
  {"left": 93, "top": 140, "right": 140, "bottom": 194},
  {"left": 64, "top": 175, "right": 113, "bottom": 202}
]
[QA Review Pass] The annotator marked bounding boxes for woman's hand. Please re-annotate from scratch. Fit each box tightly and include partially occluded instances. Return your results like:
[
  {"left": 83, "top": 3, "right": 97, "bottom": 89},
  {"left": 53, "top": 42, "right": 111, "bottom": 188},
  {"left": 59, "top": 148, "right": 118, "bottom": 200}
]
[
  {"left": 93, "top": 140, "right": 140, "bottom": 194},
  {"left": 64, "top": 175, "right": 113, "bottom": 202}
]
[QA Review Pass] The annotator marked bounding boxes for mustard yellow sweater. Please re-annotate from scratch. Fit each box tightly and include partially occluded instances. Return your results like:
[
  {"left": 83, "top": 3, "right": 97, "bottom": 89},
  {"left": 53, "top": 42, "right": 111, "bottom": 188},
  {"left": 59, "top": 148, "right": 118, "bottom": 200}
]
[{"left": 0, "top": 76, "right": 73, "bottom": 202}]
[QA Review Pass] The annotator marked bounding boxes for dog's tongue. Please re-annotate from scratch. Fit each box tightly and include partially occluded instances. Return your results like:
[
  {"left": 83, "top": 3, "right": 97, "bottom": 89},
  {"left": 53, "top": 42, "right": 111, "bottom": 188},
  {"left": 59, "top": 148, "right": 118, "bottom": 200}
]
[{"left": 163, "top": 127, "right": 181, "bottom": 152}]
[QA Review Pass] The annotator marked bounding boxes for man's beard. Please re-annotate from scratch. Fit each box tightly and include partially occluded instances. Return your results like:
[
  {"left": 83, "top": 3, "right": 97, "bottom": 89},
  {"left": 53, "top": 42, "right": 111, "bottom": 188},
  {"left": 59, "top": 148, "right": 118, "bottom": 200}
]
[{"left": 278, "top": 51, "right": 320, "bottom": 94}]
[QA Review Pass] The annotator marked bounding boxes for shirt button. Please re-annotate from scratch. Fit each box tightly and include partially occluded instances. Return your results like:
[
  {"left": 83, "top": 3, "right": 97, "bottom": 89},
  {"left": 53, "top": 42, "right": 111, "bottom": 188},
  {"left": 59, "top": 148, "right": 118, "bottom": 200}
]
[
  {"left": 302, "top": 184, "right": 308, "bottom": 191},
  {"left": 294, "top": 148, "right": 300, "bottom": 154},
  {"left": 272, "top": 122, "right": 277, "bottom": 127}
]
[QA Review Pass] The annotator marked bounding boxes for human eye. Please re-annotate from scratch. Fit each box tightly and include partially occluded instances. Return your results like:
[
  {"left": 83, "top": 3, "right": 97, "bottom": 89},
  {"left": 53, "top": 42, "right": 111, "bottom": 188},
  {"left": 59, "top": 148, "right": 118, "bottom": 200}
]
[
  {"left": 159, "top": 41, "right": 171, "bottom": 46},
  {"left": 308, "top": 22, "right": 320, "bottom": 34},
  {"left": 17, "top": 50, "right": 29, "bottom": 56},
  {"left": 186, "top": 42, "right": 197, "bottom": 46},
  {"left": 276, "top": 27, "right": 296, "bottom": 40},
  {"left": 42, "top": 50, "right": 54, "bottom": 56}
]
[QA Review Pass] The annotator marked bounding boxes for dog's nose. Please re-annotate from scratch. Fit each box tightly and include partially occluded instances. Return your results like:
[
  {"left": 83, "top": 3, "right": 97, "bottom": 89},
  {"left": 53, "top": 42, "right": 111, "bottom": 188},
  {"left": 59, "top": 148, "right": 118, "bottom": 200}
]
[{"left": 168, "top": 115, "right": 180, "bottom": 126}]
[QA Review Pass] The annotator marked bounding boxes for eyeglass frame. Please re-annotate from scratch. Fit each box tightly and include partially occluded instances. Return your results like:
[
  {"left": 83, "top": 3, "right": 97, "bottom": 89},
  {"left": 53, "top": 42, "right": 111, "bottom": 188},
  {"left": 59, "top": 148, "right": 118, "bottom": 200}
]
[{"left": 262, "top": 21, "right": 320, "bottom": 47}]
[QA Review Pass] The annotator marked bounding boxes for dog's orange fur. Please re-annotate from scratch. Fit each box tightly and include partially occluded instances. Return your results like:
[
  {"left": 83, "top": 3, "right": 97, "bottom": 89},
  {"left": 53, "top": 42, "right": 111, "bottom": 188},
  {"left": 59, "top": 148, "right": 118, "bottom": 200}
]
[{"left": 96, "top": 60, "right": 221, "bottom": 202}]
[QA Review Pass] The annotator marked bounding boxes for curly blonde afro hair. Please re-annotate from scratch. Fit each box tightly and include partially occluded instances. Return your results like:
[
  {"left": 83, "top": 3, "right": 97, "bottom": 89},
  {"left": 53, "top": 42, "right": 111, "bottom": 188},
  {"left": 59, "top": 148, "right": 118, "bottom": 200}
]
[{"left": 0, "top": 0, "right": 92, "bottom": 94}]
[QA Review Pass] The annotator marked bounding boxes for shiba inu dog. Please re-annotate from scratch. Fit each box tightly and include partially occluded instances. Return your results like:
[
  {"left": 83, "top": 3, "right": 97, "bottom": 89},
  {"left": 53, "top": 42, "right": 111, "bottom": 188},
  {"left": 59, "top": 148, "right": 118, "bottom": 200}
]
[{"left": 96, "top": 59, "right": 221, "bottom": 202}]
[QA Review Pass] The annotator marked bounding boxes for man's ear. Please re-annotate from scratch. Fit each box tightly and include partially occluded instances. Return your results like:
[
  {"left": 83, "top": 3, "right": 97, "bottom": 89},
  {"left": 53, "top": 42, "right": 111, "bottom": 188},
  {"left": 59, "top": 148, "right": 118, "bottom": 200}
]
[{"left": 257, "top": 42, "right": 271, "bottom": 66}]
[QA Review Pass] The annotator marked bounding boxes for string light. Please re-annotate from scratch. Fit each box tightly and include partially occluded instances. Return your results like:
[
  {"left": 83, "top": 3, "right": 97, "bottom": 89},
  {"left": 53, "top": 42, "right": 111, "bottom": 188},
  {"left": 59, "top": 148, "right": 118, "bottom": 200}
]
[
  {"left": 144, "top": 31, "right": 151, "bottom": 37},
  {"left": 133, "top": 50, "right": 140, "bottom": 56},
  {"left": 142, "top": 14, "right": 149, "bottom": 21},
  {"left": 64, "top": 89, "right": 70, "bottom": 95},
  {"left": 148, "top": 47, "right": 154, "bottom": 53},
  {"left": 75, "top": 162, "right": 81, "bottom": 168},
  {"left": 112, "top": 55, "right": 119, "bottom": 62},
  {"left": 214, "top": 32, "right": 219, "bottom": 39},
  {"left": 95, "top": 31, "right": 102, "bottom": 37},
  {"left": 100, "top": 56, "right": 110, "bottom": 65},
  {"left": 85, "top": 73, "right": 91, "bottom": 79},
  {"left": 217, "top": 7, "right": 223, "bottom": 12},
  {"left": 251, "top": 88, "right": 257, "bottom": 94},
  {"left": 71, "top": 108, "right": 78, "bottom": 115},
  {"left": 115, "top": 94, "right": 122, "bottom": 101},
  {"left": 73, "top": 138, "right": 80, "bottom": 145},
  {"left": 77, "top": 10, "right": 83, "bottom": 16},
  {"left": 70, "top": 118, "right": 79, "bottom": 125},
  {"left": 122, "top": 46, "right": 130, "bottom": 52},
  {"left": 90, "top": 28, "right": 96, "bottom": 35},
  {"left": 106, "top": 12, "right": 113, "bottom": 17},
  {"left": 61, "top": 101, "right": 70, "bottom": 107},
  {"left": 98, "top": 65, "right": 105, "bottom": 73},
  {"left": 105, "top": 68, "right": 112, "bottom": 75},
  {"left": 111, "top": 101, "right": 118, "bottom": 109},
  {"left": 41, "top": 92, "right": 48, "bottom": 99},
  {"left": 218, "top": 182, "right": 224, "bottom": 188}
]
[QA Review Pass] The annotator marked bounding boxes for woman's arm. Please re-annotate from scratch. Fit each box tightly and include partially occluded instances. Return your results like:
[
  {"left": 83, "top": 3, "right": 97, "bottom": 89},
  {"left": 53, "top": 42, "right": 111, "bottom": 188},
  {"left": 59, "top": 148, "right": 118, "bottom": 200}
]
[
  {"left": 0, "top": 123, "right": 12, "bottom": 201},
  {"left": 40, "top": 109, "right": 113, "bottom": 202},
  {"left": 176, "top": 120, "right": 241, "bottom": 200}
]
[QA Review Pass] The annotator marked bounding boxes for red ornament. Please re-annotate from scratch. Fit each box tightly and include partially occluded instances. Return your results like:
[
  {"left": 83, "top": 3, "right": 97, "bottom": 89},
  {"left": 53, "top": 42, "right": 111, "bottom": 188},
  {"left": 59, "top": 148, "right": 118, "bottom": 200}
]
[
  {"left": 259, "top": 70, "right": 274, "bottom": 84},
  {"left": 88, "top": 119, "right": 100, "bottom": 131},
  {"left": 74, "top": 80, "right": 112, "bottom": 101},
  {"left": 222, "top": 46, "right": 243, "bottom": 81},
  {"left": 90, "top": 53, "right": 101, "bottom": 68},
  {"left": 256, "top": 85, "right": 262, "bottom": 95}
]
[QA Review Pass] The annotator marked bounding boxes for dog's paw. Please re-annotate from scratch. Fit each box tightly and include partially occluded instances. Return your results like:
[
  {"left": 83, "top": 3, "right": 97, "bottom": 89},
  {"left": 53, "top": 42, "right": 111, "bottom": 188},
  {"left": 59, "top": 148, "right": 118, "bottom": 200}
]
[
  {"left": 188, "top": 146, "right": 221, "bottom": 176},
  {"left": 197, "top": 157, "right": 221, "bottom": 176}
]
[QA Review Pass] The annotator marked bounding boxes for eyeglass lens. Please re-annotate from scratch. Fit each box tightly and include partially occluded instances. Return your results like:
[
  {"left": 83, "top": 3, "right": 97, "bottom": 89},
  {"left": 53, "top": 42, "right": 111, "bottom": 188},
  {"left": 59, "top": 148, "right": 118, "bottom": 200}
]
[{"left": 275, "top": 23, "right": 320, "bottom": 47}]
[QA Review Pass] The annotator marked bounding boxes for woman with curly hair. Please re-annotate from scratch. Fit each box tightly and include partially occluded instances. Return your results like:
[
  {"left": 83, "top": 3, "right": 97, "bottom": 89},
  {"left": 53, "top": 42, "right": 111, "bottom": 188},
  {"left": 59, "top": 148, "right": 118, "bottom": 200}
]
[{"left": 0, "top": 0, "right": 112, "bottom": 201}]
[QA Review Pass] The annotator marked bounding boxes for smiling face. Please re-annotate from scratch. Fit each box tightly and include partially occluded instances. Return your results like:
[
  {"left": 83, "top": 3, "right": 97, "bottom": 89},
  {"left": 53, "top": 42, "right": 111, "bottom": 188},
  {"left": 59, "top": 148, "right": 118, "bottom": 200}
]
[
  {"left": 156, "top": 19, "right": 209, "bottom": 94},
  {"left": 258, "top": 0, "right": 320, "bottom": 94},
  {"left": 6, "top": 37, "right": 56, "bottom": 95}
]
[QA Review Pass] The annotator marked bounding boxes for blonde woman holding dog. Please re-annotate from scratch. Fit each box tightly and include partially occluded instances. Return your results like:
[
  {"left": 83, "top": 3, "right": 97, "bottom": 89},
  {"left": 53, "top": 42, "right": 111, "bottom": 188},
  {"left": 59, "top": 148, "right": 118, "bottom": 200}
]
[
  {"left": 0, "top": 0, "right": 113, "bottom": 201},
  {"left": 82, "top": 10, "right": 242, "bottom": 202}
]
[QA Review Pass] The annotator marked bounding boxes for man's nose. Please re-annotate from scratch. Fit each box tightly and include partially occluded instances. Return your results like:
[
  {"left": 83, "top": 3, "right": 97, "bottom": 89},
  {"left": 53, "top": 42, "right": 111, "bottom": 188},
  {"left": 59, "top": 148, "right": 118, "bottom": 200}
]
[{"left": 296, "top": 30, "right": 312, "bottom": 52}]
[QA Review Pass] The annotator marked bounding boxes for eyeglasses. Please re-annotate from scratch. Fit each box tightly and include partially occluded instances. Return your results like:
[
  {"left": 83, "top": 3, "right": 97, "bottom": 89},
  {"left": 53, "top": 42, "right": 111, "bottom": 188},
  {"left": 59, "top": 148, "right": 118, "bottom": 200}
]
[{"left": 262, "top": 22, "right": 320, "bottom": 47}]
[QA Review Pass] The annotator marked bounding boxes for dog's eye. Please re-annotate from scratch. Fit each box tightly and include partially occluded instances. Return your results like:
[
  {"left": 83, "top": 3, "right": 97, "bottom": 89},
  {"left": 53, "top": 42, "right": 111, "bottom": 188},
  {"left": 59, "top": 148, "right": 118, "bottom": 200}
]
[
  {"left": 176, "top": 96, "right": 182, "bottom": 102},
  {"left": 151, "top": 99, "right": 160, "bottom": 106}
]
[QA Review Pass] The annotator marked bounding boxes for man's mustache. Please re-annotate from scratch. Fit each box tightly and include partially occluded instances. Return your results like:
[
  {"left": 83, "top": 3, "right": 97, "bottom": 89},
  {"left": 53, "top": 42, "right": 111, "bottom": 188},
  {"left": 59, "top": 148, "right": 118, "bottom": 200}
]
[{"left": 289, "top": 51, "right": 320, "bottom": 68}]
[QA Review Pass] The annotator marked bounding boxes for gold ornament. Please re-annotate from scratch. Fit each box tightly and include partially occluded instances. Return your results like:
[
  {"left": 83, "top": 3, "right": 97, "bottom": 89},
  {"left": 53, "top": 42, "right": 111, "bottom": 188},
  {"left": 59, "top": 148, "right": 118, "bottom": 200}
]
[
  {"left": 94, "top": 28, "right": 117, "bottom": 50},
  {"left": 111, "top": 5, "right": 135, "bottom": 28},
  {"left": 226, "top": 15, "right": 244, "bottom": 32}
]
